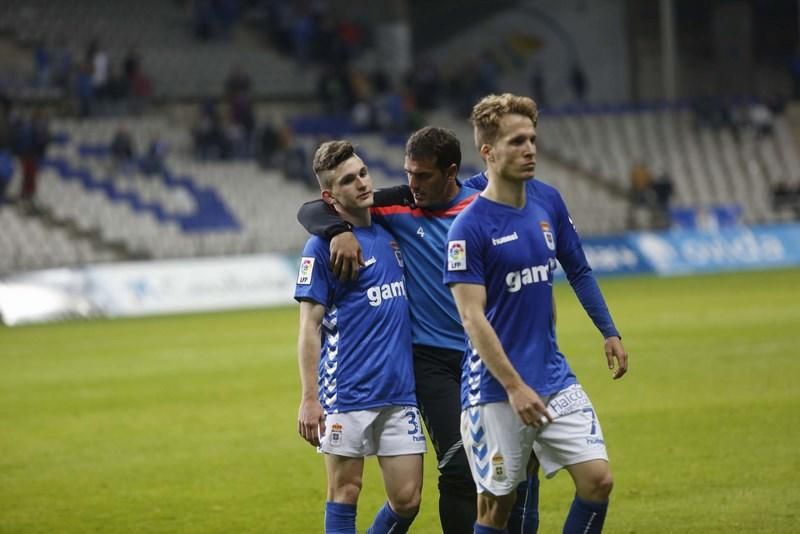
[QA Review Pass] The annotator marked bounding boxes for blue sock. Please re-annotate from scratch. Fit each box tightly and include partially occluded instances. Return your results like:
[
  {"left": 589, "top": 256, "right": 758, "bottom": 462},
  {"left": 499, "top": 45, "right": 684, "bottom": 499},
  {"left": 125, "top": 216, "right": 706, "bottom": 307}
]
[
  {"left": 366, "top": 502, "right": 416, "bottom": 534},
  {"left": 508, "top": 475, "right": 540, "bottom": 533},
  {"left": 325, "top": 501, "right": 357, "bottom": 534},
  {"left": 563, "top": 495, "right": 608, "bottom": 534},
  {"left": 474, "top": 523, "right": 507, "bottom": 533}
]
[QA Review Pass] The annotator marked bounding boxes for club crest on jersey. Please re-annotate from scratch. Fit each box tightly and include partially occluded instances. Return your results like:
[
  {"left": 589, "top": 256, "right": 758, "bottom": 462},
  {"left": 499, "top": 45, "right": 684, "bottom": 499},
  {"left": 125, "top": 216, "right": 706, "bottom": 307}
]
[
  {"left": 540, "top": 221, "right": 555, "bottom": 251},
  {"left": 329, "top": 423, "right": 343, "bottom": 447},
  {"left": 297, "top": 257, "right": 315, "bottom": 284},
  {"left": 447, "top": 240, "right": 467, "bottom": 271},
  {"left": 390, "top": 241, "right": 404, "bottom": 268}
]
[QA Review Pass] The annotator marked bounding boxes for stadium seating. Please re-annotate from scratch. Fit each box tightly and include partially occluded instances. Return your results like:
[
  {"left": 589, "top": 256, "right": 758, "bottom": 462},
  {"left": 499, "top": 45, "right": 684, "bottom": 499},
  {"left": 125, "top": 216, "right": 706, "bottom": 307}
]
[
  {"left": 537, "top": 104, "right": 800, "bottom": 225},
  {"left": 3, "top": 100, "right": 800, "bottom": 278},
  {"left": 0, "top": 0, "right": 315, "bottom": 99}
]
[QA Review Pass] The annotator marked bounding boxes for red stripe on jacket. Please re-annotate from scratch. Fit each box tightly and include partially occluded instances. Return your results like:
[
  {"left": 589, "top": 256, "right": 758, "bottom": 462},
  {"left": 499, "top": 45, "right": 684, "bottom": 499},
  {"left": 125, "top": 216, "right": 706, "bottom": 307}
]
[{"left": 372, "top": 193, "right": 478, "bottom": 218}]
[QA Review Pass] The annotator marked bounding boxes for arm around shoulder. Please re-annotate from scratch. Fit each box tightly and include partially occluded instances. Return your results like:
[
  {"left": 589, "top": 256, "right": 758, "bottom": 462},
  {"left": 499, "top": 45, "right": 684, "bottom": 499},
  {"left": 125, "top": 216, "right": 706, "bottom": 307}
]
[{"left": 297, "top": 198, "right": 352, "bottom": 239}]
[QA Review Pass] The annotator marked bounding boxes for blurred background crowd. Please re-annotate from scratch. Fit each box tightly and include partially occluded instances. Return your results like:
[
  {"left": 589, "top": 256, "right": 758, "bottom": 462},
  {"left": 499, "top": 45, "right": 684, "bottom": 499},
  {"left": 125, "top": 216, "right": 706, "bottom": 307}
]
[{"left": 1, "top": 0, "right": 800, "bottom": 275}]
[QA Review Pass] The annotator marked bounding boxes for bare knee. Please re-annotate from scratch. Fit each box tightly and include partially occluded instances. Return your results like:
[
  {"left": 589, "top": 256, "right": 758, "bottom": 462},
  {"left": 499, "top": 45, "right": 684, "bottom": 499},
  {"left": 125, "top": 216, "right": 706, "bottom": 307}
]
[
  {"left": 328, "top": 478, "right": 362, "bottom": 505},
  {"left": 388, "top": 486, "right": 421, "bottom": 517},
  {"left": 578, "top": 470, "right": 613, "bottom": 502}
]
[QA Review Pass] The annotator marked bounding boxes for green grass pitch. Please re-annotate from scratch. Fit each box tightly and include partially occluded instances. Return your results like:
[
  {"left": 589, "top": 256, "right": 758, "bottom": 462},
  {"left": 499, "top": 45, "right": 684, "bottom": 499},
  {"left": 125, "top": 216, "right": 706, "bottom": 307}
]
[{"left": 1, "top": 268, "right": 799, "bottom": 533}]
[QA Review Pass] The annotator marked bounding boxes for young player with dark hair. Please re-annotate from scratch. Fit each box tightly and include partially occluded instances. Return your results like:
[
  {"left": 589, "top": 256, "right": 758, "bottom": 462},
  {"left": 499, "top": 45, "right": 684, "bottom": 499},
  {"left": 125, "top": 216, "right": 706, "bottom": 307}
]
[{"left": 296, "top": 140, "right": 426, "bottom": 534}]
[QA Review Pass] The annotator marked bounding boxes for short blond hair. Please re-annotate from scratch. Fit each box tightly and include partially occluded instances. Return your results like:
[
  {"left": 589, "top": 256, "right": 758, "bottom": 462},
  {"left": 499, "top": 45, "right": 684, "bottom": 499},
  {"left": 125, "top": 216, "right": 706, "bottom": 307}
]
[{"left": 470, "top": 93, "right": 539, "bottom": 147}]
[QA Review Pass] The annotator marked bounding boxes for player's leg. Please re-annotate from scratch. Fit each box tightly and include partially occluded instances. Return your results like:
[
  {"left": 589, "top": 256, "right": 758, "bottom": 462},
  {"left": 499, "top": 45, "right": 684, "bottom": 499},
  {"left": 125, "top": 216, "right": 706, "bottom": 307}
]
[
  {"left": 507, "top": 452, "right": 541, "bottom": 534},
  {"left": 324, "top": 453, "right": 364, "bottom": 534},
  {"left": 367, "top": 405, "right": 427, "bottom": 534},
  {"left": 413, "top": 344, "right": 476, "bottom": 534},
  {"left": 319, "top": 410, "right": 379, "bottom": 534},
  {"left": 367, "top": 453, "right": 424, "bottom": 534},
  {"left": 562, "top": 459, "right": 613, "bottom": 534},
  {"left": 533, "top": 385, "right": 612, "bottom": 534},
  {"left": 462, "top": 402, "right": 535, "bottom": 532}
]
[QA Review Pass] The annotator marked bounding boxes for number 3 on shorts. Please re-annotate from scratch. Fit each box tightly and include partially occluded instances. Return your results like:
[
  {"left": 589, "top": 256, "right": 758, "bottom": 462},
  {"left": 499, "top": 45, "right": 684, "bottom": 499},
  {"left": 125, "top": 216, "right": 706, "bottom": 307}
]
[{"left": 405, "top": 408, "right": 420, "bottom": 435}]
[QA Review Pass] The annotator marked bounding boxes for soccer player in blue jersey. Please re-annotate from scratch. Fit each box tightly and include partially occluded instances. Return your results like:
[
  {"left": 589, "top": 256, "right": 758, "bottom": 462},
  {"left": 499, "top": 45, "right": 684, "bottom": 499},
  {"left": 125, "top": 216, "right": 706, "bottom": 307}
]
[
  {"left": 298, "top": 127, "right": 543, "bottom": 534},
  {"left": 445, "top": 93, "right": 628, "bottom": 534},
  {"left": 295, "top": 140, "right": 427, "bottom": 534}
]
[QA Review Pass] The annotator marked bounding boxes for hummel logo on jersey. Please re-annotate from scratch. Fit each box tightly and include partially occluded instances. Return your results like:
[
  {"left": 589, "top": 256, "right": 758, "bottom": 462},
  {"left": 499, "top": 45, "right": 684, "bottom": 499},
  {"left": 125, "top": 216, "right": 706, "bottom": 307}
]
[
  {"left": 367, "top": 279, "right": 407, "bottom": 307},
  {"left": 363, "top": 256, "right": 377, "bottom": 267},
  {"left": 492, "top": 232, "right": 518, "bottom": 246},
  {"left": 506, "top": 263, "right": 550, "bottom": 293}
]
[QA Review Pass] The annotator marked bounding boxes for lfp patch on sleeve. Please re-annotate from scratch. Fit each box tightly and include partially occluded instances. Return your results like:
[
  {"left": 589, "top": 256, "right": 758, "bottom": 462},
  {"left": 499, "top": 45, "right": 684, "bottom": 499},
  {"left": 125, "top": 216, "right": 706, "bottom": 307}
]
[
  {"left": 447, "top": 240, "right": 467, "bottom": 271},
  {"left": 297, "top": 257, "right": 315, "bottom": 284}
]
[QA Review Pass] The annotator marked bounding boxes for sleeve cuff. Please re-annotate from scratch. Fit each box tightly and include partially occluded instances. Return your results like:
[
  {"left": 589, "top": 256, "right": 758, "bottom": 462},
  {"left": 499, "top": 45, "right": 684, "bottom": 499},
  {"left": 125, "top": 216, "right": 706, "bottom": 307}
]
[{"left": 323, "top": 222, "right": 353, "bottom": 240}]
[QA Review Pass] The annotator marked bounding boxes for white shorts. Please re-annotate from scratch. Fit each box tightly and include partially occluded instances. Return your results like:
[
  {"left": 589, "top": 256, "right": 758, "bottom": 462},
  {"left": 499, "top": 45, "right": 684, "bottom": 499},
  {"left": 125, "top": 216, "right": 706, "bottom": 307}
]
[
  {"left": 461, "top": 384, "right": 608, "bottom": 495},
  {"left": 320, "top": 405, "right": 427, "bottom": 457}
]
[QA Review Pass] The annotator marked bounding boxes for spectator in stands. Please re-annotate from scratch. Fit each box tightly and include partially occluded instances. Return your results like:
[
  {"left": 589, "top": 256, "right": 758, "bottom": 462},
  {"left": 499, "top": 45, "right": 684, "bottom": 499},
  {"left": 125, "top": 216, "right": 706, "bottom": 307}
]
[
  {"left": 75, "top": 60, "right": 95, "bottom": 118},
  {"left": 290, "top": 4, "right": 316, "bottom": 66},
  {"left": 652, "top": 167, "right": 674, "bottom": 229},
  {"left": 317, "top": 64, "right": 353, "bottom": 114},
  {"left": 791, "top": 49, "right": 800, "bottom": 100},
  {"left": 0, "top": 149, "right": 12, "bottom": 206},
  {"left": 275, "top": 122, "right": 314, "bottom": 189},
  {"left": 748, "top": 102, "right": 775, "bottom": 138},
  {"left": 0, "top": 97, "right": 11, "bottom": 206},
  {"left": 110, "top": 127, "right": 136, "bottom": 175},
  {"left": 408, "top": 57, "right": 442, "bottom": 111},
  {"left": 193, "top": 98, "right": 233, "bottom": 160},
  {"left": 256, "top": 120, "right": 281, "bottom": 169},
  {"left": 87, "top": 39, "right": 110, "bottom": 100},
  {"left": 140, "top": 135, "right": 168, "bottom": 176},
  {"left": 193, "top": 0, "right": 216, "bottom": 41},
  {"left": 530, "top": 63, "right": 547, "bottom": 109},
  {"left": 773, "top": 181, "right": 800, "bottom": 218},
  {"left": 51, "top": 40, "right": 74, "bottom": 93},
  {"left": 224, "top": 65, "right": 252, "bottom": 100},
  {"left": 122, "top": 48, "right": 154, "bottom": 113},
  {"left": 628, "top": 160, "right": 655, "bottom": 230},
  {"left": 570, "top": 63, "right": 588, "bottom": 103},
  {"left": 33, "top": 41, "right": 51, "bottom": 87},
  {"left": 12, "top": 109, "right": 50, "bottom": 211}
]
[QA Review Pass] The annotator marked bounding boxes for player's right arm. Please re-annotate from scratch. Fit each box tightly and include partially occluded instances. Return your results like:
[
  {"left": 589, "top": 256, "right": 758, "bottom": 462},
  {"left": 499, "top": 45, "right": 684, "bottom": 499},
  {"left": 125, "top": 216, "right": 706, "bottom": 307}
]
[
  {"left": 297, "top": 299, "right": 326, "bottom": 447},
  {"left": 449, "top": 282, "right": 552, "bottom": 428}
]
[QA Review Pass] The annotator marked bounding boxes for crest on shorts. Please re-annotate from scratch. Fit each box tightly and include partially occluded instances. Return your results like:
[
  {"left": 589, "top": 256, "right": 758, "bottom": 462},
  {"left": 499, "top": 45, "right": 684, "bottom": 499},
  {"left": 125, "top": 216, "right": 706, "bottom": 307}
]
[
  {"left": 540, "top": 222, "right": 555, "bottom": 251},
  {"left": 491, "top": 454, "right": 506, "bottom": 481},
  {"left": 297, "top": 257, "right": 315, "bottom": 284},
  {"left": 329, "top": 423, "right": 342, "bottom": 447}
]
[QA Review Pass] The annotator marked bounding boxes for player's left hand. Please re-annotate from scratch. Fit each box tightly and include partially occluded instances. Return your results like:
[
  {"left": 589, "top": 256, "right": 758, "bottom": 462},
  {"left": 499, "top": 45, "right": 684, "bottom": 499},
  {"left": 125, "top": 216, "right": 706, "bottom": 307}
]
[{"left": 604, "top": 336, "right": 628, "bottom": 379}]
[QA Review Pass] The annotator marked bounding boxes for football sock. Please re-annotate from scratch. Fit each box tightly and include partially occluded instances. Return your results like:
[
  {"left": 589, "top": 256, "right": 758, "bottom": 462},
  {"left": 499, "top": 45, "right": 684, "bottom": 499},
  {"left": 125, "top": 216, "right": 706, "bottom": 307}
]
[
  {"left": 507, "top": 475, "right": 540, "bottom": 533},
  {"left": 474, "top": 523, "right": 507, "bottom": 534},
  {"left": 325, "top": 501, "right": 357, "bottom": 534},
  {"left": 366, "top": 502, "right": 417, "bottom": 534},
  {"left": 563, "top": 495, "right": 608, "bottom": 534}
]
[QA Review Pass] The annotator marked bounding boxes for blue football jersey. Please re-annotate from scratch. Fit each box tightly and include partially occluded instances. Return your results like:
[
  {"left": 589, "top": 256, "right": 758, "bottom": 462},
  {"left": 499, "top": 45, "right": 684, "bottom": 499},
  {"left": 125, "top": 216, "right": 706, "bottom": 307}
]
[
  {"left": 372, "top": 185, "right": 480, "bottom": 351},
  {"left": 444, "top": 184, "right": 579, "bottom": 409},
  {"left": 294, "top": 224, "right": 416, "bottom": 414}
]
